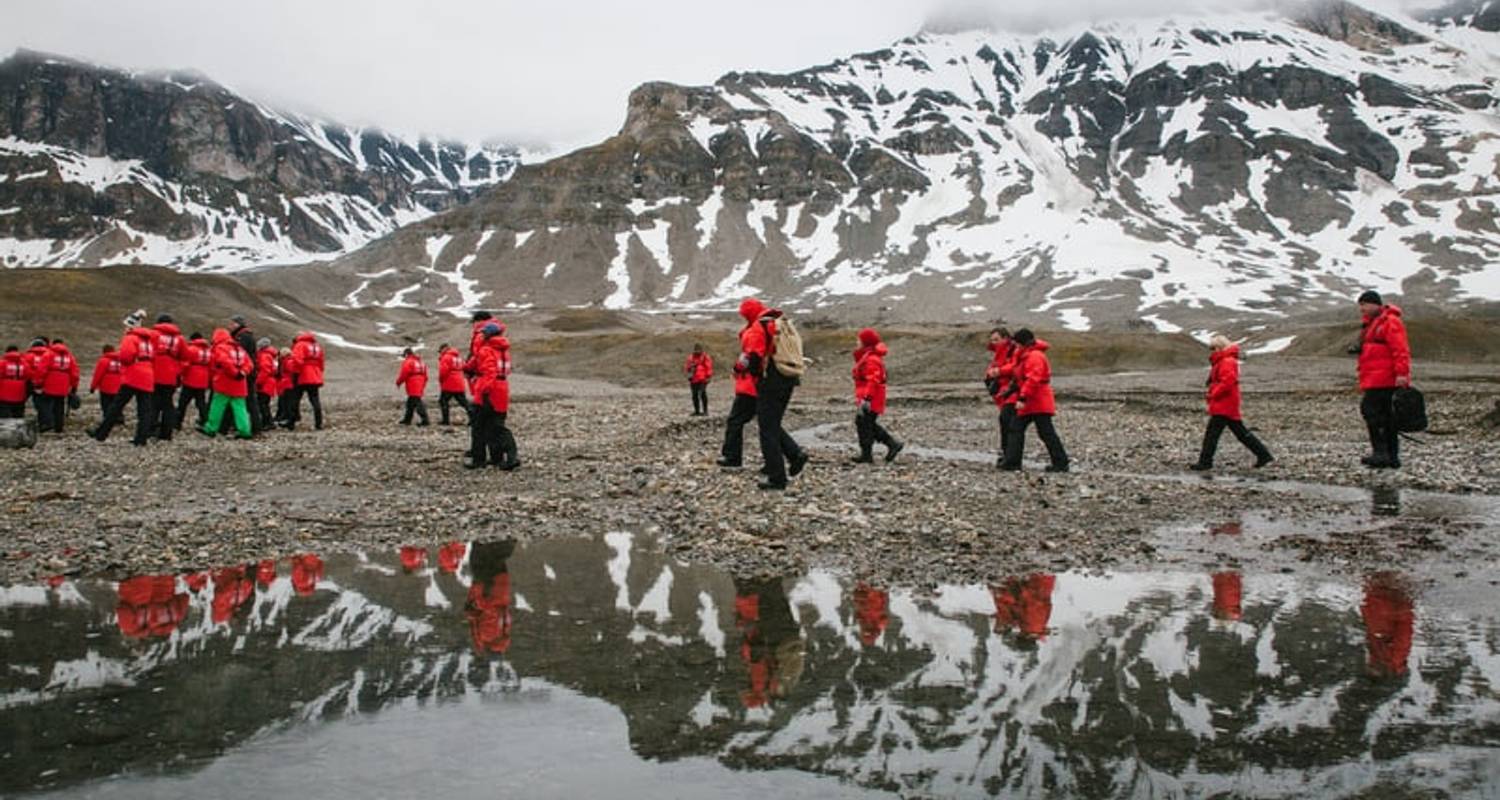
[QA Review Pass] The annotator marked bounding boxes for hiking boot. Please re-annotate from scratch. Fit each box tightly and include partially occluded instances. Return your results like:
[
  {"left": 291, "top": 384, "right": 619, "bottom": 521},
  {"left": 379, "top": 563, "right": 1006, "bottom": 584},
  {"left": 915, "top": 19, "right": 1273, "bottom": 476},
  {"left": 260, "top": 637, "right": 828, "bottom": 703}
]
[
  {"left": 716, "top": 457, "right": 743, "bottom": 469},
  {"left": 788, "top": 451, "right": 808, "bottom": 478},
  {"left": 885, "top": 441, "right": 905, "bottom": 463},
  {"left": 850, "top": 453, "right": 874, "bottom": 464},
  {"left": 757, "top": 480, "right": 787, "bottom": 492},
  {"left": 1361, "top": 455, "right": 1391, "bottom": 468},
  {"left": 463, "top": 457, "right": 487, "bottom": 470},
  {"left": 999, "top": 463, "right": 1021, "bottom": 472},
  {"left": 1254, "top": 454, "right": 1274, "bottom": 468},
  {"left": 1189, "top": 462, "right": 1212, "bottom": 471},
  {"left": 1045, "top": 463, "right": 1070, "bottom": 473}
]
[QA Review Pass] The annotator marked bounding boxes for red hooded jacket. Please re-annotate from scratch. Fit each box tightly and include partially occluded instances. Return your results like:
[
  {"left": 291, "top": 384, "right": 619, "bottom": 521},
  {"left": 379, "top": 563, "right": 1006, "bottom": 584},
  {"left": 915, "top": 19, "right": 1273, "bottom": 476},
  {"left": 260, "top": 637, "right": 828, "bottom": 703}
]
[
  {"left": 396, "top": 354, "right": 428, "bottom": 397},
  {"left": 152, "top": 322, "right": 186, "bottom": 387},
  {"left": 400, "top": 546, "right": 428, "bottom": 572},
  {"left": 438, "top": 348, "right": 467, "bottom": 393},
  {"left": 209, "top": 328, "right": 251, "bottom": 398},
  {"left": 180, "top": 338, "right": 212, "bottom": 390},
  {"left": 291, "top": 334, "right": 325, "bottom": 387},
  {"left": 1358, "top": 305, "right": 1411, "bottom": 390},
  {"left": 733, "top": 298, "right": 770, "bottom": 397},
  {"left": 852, "top": 329, "right": 888, "bottom": 414},
  {"left": 1014, "top": 340, "right": 1056, "bottom": 417},
  {"left": 466, "top": 573, "right": 514, "bottom": 654},
  {"left": 23, "top": 344, "right": 49, "bottom": 391},
  {"left": 685, "top": 352, "right": 713, "bottom": 384},
  {"left": 210, "top": 566, "right": 255, "bottom": 624},
  {"left": 40, "top": 343, "right": 80, "bottom": 397},
  {"left": 987, "top": 339, "right": 1020, "bottom": 410},
  {"left": 466, "top": 334, "right": 512, "bottom": 412},
  {"left": 116, "top": 575, "right": 189, "bottom": 639},
  {"left": 118, "top": 328, "right": 157, "bottom": 392},
  {"left": 255, "top": 347, "right": 281, "bottom": 396},
  {"left": 1206, "top": 345, "right": 1243, "bottom": 420},
  {"left": 0, "top": 351, "right": 29, "bottom": 404},
  {"left": 89, "top": 351, "right": 124, "bottom": 395}
]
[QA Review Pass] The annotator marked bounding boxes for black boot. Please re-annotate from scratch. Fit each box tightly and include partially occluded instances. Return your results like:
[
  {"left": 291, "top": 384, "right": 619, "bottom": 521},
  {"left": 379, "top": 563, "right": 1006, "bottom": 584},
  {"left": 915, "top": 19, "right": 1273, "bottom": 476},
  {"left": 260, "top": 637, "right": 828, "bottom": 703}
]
[{"left": 885, "top": 440, "right": 904, "bottom": 463}]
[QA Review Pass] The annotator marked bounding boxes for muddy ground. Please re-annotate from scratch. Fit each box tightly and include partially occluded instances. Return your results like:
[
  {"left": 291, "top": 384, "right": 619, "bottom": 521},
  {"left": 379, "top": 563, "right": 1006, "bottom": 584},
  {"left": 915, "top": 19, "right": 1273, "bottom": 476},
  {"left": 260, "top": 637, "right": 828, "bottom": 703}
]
[{"left": 1, "top": 351, "right": 1497, "bottom": 589}]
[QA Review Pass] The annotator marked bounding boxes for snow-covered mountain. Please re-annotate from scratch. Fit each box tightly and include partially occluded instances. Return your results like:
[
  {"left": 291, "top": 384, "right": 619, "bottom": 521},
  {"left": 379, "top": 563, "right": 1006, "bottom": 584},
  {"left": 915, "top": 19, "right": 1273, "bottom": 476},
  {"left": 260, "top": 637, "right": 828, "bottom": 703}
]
[
  {"left": 289, "top": 0, "right": 1500, "bottom": 329},
  {"left": 0, "top": 50, "right": 519, "bottom": 271}
]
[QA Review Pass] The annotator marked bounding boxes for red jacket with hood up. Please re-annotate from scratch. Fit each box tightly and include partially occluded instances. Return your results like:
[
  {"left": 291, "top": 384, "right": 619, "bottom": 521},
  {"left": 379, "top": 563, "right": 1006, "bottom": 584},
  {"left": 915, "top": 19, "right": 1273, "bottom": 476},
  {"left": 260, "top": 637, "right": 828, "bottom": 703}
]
[
  {"left": 438, "top": 348, "right": 467, "bottom": 393},
  {"left": 1206, "top": 345, "right": 1243, "bottom": 420},
  {"left": 852, "top": 328, "right": 889, "bottom": 414},
  {"left": 1014, "top": 340, "right": 1056, "bottom": 417},
  {"left": 291, "top": 334, "right": 325, "bottom": 387},
  {"left": 209, "top": 329, "right": 251, "bottom": 398},
  {"left": 90, "top": 352, "right": 124, "bottom": 395}
]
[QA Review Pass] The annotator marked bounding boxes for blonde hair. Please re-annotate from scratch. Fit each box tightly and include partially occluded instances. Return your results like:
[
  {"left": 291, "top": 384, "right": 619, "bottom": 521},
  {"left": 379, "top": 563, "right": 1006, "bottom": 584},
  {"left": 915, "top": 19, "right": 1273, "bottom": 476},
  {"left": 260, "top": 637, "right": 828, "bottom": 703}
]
[{"left": 1209, "top": 334, "right": 1232, "bottom": 350}]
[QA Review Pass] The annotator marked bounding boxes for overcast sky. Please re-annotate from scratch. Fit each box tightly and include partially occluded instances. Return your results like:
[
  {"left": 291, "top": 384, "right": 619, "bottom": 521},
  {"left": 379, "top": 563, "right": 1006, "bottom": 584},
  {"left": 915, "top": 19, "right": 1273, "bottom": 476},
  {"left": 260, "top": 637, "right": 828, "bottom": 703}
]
[{"left": 3, "top": 0, "right": 1434, "bottom": 150}]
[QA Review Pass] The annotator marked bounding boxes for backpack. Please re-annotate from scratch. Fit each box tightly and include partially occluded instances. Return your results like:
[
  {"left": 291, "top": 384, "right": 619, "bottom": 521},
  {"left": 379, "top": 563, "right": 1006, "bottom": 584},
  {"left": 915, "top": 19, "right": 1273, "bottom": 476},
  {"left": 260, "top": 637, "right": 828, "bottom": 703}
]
[
  {"left": 761, "top": 314, "right": 807, "bottom": 378},
  {"left": 1393, "top": 386, "right": 1427, "bottom": 433}
]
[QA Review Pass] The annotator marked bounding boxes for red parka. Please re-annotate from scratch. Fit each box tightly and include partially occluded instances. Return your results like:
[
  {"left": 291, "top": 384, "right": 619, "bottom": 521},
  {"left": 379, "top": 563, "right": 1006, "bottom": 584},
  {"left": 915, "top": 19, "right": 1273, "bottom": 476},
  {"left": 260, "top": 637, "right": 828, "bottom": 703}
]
[
  {"left": 210, "top": 566, "right": 255, "bottom": 625},
  {"left": 1358, "top": 305, "right": 1411, "bottom": 390},
  {"left": 0, "top": 351, "right": 29, "bottom": 403},
  {"left": 291, "top": 554, "right": 324, "bottom": 597},
  {"left": 152, "top": 322, "right": 186, "bottom": 387},
  {"left": 1211, "top": 571, "right": 1243, "bottom": 621},
  {"left": 466, "top": 334, "right": 512, "bottom": 413},
  {"left": 396, "top": 353, "right": 428, "bottom": 397},
  {"left": 685, "top": 352, "right": 713, "bottom": 384},
  {"left": 400, "top": 546, "right": 427, "bottom": 572},
  {"left": 117, "top": 328, "right": 157, "bottom": 392},
  {"left": 438, "top": 348, "right": 467, "bottom": 393},
  {"left": 852, "top": 584, "right": 889, "bottom": 647},
  {"left": 1206, "top": 345, "right": 1243, "bottom": 420},
  {"left": 115, "top": 575, "right": 189, "bottom": 639},
  {"left": 987, "top": 340, "right": 1020, "bottom": 410},
  {"left": 852, "top": 329, "right": 888, "bottom": 414},
  {"left": 733, "top": 298, "right": 771, "bottom": 397},
  {"left": 255, "top": 347, "right": 281, "bottom": 396},
  {"left": 1361, "top": 573, "right": 1414, "bottom": 677},
  {"left": 40, "top": 343, "right": 80, "bottom": 397},
  {"left": 23, "top": 344, "right": 49, "bottom": 391},
  {"left": 209, "top": 329, "right": 251, "bottom": 398},
  {"left": 90, "top": 351, "right": 124, "bottom": 395},
  {"left": 992, "top": 574, "right": 1056, "bottom": 639},
  {"left": 291, "top": 333, "right": 325, "bottom": 387},
  {"left": 1014, "top": 340, "right": 1056, "bottom": 417},
  {"left": 438, "top": 542, "right": 467, "bottom": 574},
  {"left": 180, "top": 338, "right": 212, "bottom": 390}
]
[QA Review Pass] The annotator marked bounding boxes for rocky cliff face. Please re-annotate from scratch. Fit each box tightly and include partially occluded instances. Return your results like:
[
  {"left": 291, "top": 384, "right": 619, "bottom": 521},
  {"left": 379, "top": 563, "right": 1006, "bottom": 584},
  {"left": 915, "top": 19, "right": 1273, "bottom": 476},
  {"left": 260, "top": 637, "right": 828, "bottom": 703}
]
[
  {"left": 0, "top": 50, "right": 519, "bottom": 270},
  {"left": 292, "top": 0, "right": 1500, "bottom": 331}
]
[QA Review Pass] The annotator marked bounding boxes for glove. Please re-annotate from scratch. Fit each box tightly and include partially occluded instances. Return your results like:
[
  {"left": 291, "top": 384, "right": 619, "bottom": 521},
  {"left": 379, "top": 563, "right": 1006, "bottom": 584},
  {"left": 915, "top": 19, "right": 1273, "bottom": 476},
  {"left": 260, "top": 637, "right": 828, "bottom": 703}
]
[
  {"left": 984, "top": 378, "right": 1000, "bottom": 396},
  {"left": 859, "top": 399, "right": 872, "bottom": 415},
  {"left": 68, "top": 392, "right": 81, "bottom": 411}
]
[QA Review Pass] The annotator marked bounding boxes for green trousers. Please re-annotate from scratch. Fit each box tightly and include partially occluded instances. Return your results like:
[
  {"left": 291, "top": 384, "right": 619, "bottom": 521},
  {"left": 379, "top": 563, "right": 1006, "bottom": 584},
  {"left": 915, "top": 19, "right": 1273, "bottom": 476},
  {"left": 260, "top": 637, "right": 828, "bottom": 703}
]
[{"left": 202, "top": 393, "right": 251, "bottom": 438}]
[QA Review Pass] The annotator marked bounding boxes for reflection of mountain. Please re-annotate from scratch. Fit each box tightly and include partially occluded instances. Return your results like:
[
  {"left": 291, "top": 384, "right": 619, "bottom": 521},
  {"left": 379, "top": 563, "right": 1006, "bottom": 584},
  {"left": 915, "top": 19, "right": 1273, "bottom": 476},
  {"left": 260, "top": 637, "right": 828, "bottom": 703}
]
[{"left": 2, "top": 537, "right": 1498, "bottom": 797}]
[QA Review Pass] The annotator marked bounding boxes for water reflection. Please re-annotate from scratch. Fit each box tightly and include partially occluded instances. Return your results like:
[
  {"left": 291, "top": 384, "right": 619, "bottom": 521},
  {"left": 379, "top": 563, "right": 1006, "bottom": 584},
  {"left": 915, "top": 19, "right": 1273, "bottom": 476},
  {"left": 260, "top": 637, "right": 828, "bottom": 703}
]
[
  {"left": 1371, "top": 485, "right": 1402, "bottom": 517},
  {"left": 3, "top": 536, "right": 1499, "bottom": 799}
]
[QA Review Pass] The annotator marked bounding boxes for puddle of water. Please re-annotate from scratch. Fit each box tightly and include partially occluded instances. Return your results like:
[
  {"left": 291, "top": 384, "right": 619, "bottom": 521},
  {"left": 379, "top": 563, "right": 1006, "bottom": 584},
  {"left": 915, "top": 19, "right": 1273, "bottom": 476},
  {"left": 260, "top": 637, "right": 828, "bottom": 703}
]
[{"left": 4, "top": 535, "right": 1500, "bottom": 799}]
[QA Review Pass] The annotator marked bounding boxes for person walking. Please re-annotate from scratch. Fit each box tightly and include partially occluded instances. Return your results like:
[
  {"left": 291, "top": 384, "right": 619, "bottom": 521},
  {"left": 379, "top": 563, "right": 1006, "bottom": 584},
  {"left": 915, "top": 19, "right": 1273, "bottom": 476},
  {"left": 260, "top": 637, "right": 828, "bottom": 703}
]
[
  {"left": 1190, "top": 335, "right": 1273, "bottom": 471},
  {"left": 287, "top": 332, "right": 326, "bottom": 430},
  {"left": 150, "top": 314, "right": 186, "bottom": 440},
  {"left": 850, "top": 327, "right": 903, "bottom": 463},
  {"left": 739, "top": 298, "right": 807, "bottom": 491},
  {"left": 175, "top": 333, "right": 212, "bottom": 431},
  {"left": 89, "top": 310, "right": 156, "bottom": 446},
  {"left": 0, "top": 346, "right": 29, "bottom": 418},
  {"left": 985, "top": 327, "right": 1020, "bottom": 468},
  {"left": 396, "top": 348, "right": 431, "bottom": 426},
  {"left": 254, "top": 338, "right": 281, "bottom": 430},
  {"left": 717, "top": 317, "right": 762, "bottom": 469},
  {"left": 228, "top": 316, "right": 262, "bottom": 433},
  {"left": 38, "top": 339, "right": 80, "bottom": 433},
  {"left": 23, "top": 338, "right": 51, "bottom": 429},
  {"left": 90, "top": 345, "right": 124, "bottom": 419},
  {"left": 198, "top": 328, "right": 252, "bottom": 439},
  {"left": 999, "top": 329, "right": 1069, "bottom": 472},
  {"left": 436, "top": 344, "right": 470, "bottom": 425},
  {"left": 275, "top": 346, "right": 295, "bottom": 426},
  {"left": 1355, "top": 291, "right": 1411, "bottom": 469},
  {"left": 684, "top": 343, "right": 713, "bottom": 416},
  {"left": 464, "top": 324, "right": 518, "bottom": 469}
]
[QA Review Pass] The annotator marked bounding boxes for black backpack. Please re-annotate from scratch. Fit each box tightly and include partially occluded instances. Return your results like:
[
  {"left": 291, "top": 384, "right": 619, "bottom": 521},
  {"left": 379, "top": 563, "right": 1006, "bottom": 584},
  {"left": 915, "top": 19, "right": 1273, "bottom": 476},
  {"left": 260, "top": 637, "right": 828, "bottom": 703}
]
[{"left": 1393, "top": 386, "right": 1428, "bottom": 433}]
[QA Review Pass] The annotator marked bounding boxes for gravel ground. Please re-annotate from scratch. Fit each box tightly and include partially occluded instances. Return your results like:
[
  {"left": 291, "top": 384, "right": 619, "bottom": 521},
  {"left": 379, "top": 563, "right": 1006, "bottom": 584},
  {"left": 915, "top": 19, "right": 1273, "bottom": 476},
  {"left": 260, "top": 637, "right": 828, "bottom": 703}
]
[{"left": 1, "top": 358, "right": 1496, "bottom": 588}]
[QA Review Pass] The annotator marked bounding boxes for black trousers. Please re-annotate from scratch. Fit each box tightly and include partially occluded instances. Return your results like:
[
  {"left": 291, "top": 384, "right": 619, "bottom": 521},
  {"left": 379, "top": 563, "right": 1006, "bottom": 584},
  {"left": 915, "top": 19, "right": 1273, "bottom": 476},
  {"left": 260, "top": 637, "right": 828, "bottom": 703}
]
[
  {"left": 756, "top": 372, "right": 803, "bottom": 485},
  {"left": 690, "top": 382, "right": 708, "bottom": 415},
  {"left": 1002, "top": 414, "right": 1069, "bottom": 470},
  {"left": 998, "top": 405, "right": 1017, "bottom": 460},
  {"left": 0, "top": 402, "right": 23, "bottom": 418},
  {"left": 152, "top": 385, "right": 177, "bottom": 440},
  {"left": 98, "top": 392, "right": 115, "bottom": 419},
  {"left": 40, "top": 395, "right": 66, "bottom": 433},
  {"left": 257, "top": 393, "right": 275, "bottom": 428},
  {"left": 468, "top": 405, "right": 517, "bottom": 466},
  {"left": 96, "top": 386, "right": 153, "bottom": 445},
  {"left": 176, "top": 387, "right": 207, "bottom": 430},
  {"left": 491, "top": 411, "right": 517, "bottom": 466},
  {"left": 32, "top": 394, "right": 51, "bottom": 432},
  {"left": 855, "top": 408, "right": 896, "bottom": 457},
  {"left": 1361, "top": 388, "right": 1400, "bottom": 464},
  {"left": 289, "top": 386, "right": 323, "bottom": 429},
  {"left": 720, "top": 393, "right": 759, "bottom": 464},
  {"left": 439, "top": 391, "right": 470, "bottom": 425},
  {"left": 1196, "top": 415, "right": 1272, "bottom": 466},
  {"left": 401, "top": 396, "right": 430, "bottom": 425},
  {"left": 245, "top": 369, "right": 264, "bottom": 433}
]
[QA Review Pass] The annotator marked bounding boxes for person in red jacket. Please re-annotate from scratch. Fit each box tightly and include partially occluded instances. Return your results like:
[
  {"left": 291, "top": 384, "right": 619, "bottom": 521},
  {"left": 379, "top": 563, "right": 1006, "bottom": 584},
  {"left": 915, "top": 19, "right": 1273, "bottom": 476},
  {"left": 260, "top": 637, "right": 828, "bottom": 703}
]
[
  {"left": 718, "top": 298, "right": 807, "bottom": 490},
  {"left": 150, "top": 314, "right": 186, "bottom": 440},
  {"left": 89, "top": 344, "right": 124, "bottom": 418},
  {"left": 852, "top": 583, "right": 890, "bottom": 647},
  {"left": 851, "top": 327, "right": 903, "bottom": 464},
  {"left": 286, "top": 332, "right": 326, "bottom": 430},
  {"left": 273, "top": 346, "right": 295, "bottom": 426},
  {"left": 23, "top": 337, "right": 52, "bottom": 428},
  {"left": 1211, "top": 571, "right": 1243, "bottom": 621},
  {"left": 174, "top": 332, "right": 212, "bottom": 431},
  {"left": 734, "top": 576, "right": 804, "bottom": 708},
  {"left": 0, "top": 346, "right": 29, "bottom": 418},
  {"left": 198, "top": 328, "right": 252, "bottom": 439},
  {"left": 985, "top": 327, "right": 1021, "bottom": 468},
  {"left": 89, "top": 310, "right": 156, "bottom": 446},
  {"left": 253, "top": 338, "right": 281, "bottom": 430},
  {"left": 1361, "top": 572, "right": 1414, "bottom": 678},
  {"left": 992, "top": 573, "right": 1056, "bottom": 647},
  {"left": 37, "top": 339, "right": 80, "bottom": 433},
  {"left": 464, "top": 324, "right": 518, "bottom": 469},
  {"left": 464, "top": 539, "right": 516, "bottom": 655},
  {"left": 716, "top": 307, "right": 762, "bottom": 470},
  {"left": 1190, "top": 335, "right": 1274, "bottom": 471},
  {"left": 396, "top": 348, "right": 431, "bottom": 426},
  {"left": 684, "top": 343, "right": 713, "bottom": 416},
  {"left": 998, "top": 329, "right": 1069, "bottom": 472},
  {"left": 436, "top": 343, "right": 470, "bottom": 426},
  {"left": 210, "top": 565, "right": 255, "bottom": 625},
  {"left": 1355, "top": 291, "right": 1412, "bottom": 469}
]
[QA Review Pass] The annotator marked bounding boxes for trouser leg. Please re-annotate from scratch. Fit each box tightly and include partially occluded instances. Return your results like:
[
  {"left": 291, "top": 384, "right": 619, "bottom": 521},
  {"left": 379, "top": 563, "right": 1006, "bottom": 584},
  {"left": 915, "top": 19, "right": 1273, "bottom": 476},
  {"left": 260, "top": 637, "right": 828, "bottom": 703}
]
[
  {"left": 855, "top": 410, "right": 874, "bottom": 458},
  {"left": 1197, "top": 416, "right": 1228, "bottom": 467},
  {"left": 1002, "top": 415, "right": 1033, "bottom": 468},
  {"left": 44, "top": 396, "right": 64, "bottom": 432},
  {"left": 34, "top": 394, "right": 52, "bottom": 432},
  {"left": 307, "top": 387, "right": 323, "bottom": 429},
  {"left": 402, "top": 397, "right": 416, "bottom": 424},
  {"left": 230, "top": 397, "right": 251, "bottom": 438},
  {"left": 439, "top": 392, "right": 453, "bottom": 425},
  {"left": 100, "top": 392, "right": 114, "bottom": 419},
  {"left": 256, "top": 394, "right": 272, "bottom": 428},
  {"left": 204, "top": 393, "right": 230, "bottom": 434},
  {"left": 869, "top": 413, "right": 896, "bottom": 448},
  {"left": 1226, "top": 419, "right": 1272, "bottom": 462},
  {"left": 153, "top": 385, "right": 176, "bottom": 440},
  {"left": 756, "top": 379, "right": 793, "bottom": 485},
  {"left": 0, "top": 402, "right": 22, "bottom": 418},
  {"left": 417, "top": 399, "right": 430, "bottom": 425},
  {"left": 245, "top": 371, "right": 263, "bottom": 433},
  {"left": 493, "top": 411, "right": 516, "bottom": 466},
  {"left": 999, "top": 405, "right": 1017, "bottom": 461},
  {"left": 720, "top": 393, "right": 757, "bottom": 464},
  {"left": 96, "top": 389, "right": 134, "bottom": 440},
  {"left": 1361, "top": 389, "right": 1396, "bottom": 463},
  {"left": 131, "top": 390, "right": 154, "bottom": 445},
  {"left": 468, "top": 404, "right": 492, "bottom": 464},
  {"left": 174, "top": 389, "right": 191, "bottom": 430},
  {"left": 1032, "top": 415, "right": 1069, "bottom": 468}
]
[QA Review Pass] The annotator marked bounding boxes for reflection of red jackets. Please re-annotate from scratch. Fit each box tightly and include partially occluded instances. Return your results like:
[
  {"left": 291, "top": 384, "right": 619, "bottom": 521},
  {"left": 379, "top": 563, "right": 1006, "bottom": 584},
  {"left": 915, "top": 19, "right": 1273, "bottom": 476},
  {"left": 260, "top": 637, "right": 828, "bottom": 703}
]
[
  {"left": 211, "top": 566, "right": 255, "bottom": 624},
  {"left": 116, "top": 575, "right": 189, "bottom": 639},
  {"left": 438, "top": 349, "right": 467, "bottom": 393},
  {"left": 1206, "top": 346, "right": 1243, "bottom": 420},
  {"left": 1211, "top": 571, "right": 1243, "bottom": 621},
  {"left": 400, "top": 547, "right": 428, "bottom": 572},
  {"left": 684, "top": 352, "right": 713, "bottom": 384},
  {"left": 852, "top": 338, "right": 888, "bottom": 414},
  {"left": 291, "top": 554, "right": 324, "bottom": 596},
  {"left": 396, "top": 355, "right": 428, "bottom": 397},
  {"left": 180, "top": 338, "right": 212, "bottom": 390},
  {"left": 152, "top": 322, "right": 186, "bottom": 387},
  {"left": 438, "top": 543, "right": 467, "bottom": 574},
  {"left": 41, "top": 343, "right": 80, "bottom": 397},
  {"left": 1014, "top": 341, "right": 1056, "bottom": 417},
  {"left": 89, "top": 352, "right": 124, "bottom": 395},
  {"left": 1362, "top": 573, "right": 1414, "bottom": 677},
  {"left": 987, "top": 340, "right": 1019, "bottom": 410},
  {"left": 852, "top": 584, "right": 889, "bottom": 647},
  {"left": 1358, "top": 305, "right": 1411, "bottom": 391},
  {"left": 992, "top": 574, "right": 1056, "bottom": 639},
  {"left": 734, "top": 578, "right": 801, "bottom": 709},
  {"left": 255, "top": 559, "right": 277, "bottom": 587},
  {"left": 465, "top": 574, "right": 513, "bottom": 654}
]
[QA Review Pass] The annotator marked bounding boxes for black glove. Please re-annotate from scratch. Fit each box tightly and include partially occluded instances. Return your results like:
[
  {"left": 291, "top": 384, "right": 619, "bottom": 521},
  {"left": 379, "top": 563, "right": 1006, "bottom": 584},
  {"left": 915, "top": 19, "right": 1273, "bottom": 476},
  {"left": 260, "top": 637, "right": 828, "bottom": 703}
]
[
  {"left": 68, "top": 392, "right": 81, "bottom": 410},
  {"left": 984, "top": 378, "right": 1000, "bottom": 396}
]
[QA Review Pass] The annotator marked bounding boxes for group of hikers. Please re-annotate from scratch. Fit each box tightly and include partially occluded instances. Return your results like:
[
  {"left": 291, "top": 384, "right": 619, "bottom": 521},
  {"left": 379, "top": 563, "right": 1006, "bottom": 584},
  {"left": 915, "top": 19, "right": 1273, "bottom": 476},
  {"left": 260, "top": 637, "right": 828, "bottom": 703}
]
[{"left": 1, "top": 309, "right": 326, "bottom": 445}]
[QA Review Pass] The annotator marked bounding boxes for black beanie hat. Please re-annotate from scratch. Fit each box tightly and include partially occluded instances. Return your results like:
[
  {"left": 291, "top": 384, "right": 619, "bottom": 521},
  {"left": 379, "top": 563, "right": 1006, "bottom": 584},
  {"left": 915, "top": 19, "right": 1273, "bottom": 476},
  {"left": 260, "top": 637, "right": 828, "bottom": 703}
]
[
  {"left": 156, "top": 313, "right": 173, "bottom": 323},
  {"left": 1013, "top": 328, "right": 1035, "bottom": 346},
  {"left": 1358, "top": 290, "right": 1382, "bottom": 305}
]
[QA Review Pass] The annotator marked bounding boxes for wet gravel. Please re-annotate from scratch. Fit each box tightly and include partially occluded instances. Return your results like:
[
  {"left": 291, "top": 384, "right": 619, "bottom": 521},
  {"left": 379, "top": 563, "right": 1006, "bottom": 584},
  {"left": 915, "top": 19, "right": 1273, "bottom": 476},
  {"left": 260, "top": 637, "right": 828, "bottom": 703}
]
[{"left": 1, "top": 366, "right": 1496, "bottom": 587}]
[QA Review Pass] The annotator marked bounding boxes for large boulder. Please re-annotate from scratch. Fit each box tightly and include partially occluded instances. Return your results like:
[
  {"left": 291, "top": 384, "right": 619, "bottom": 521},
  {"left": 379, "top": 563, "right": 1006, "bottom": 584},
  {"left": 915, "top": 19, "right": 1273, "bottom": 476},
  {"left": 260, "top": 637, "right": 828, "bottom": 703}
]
[{"left": 0, "top": 418, "right": 38, "bottom": 449}]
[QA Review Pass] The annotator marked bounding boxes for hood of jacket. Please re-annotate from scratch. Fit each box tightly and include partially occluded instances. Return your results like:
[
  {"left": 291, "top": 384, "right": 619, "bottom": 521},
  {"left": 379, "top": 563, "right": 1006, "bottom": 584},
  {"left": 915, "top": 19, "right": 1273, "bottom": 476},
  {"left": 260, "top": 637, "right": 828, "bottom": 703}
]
[
  {"left": 857, "top": 327, "right": 881, "bottom": 347},
  {"left": 1210, "top": 344, "right": 1240, "bottom": 364},
  {"left": 128, "top": 327, "right": 155, "bottom": 342},
  {"left": 153, "top": 322, "right": 181, "bottom": 337},
  {"left": 49, "top": 342, "right": 73, "bottom": 356},
  {"left": 738, "top": 298, "right": 766, "bottom": 323},
  {"left": 1365, "top": 303, "right": 1404, "bottom": 322},
  {"left": 212, "top": 328, "right": 231, "bottom": 346}
]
